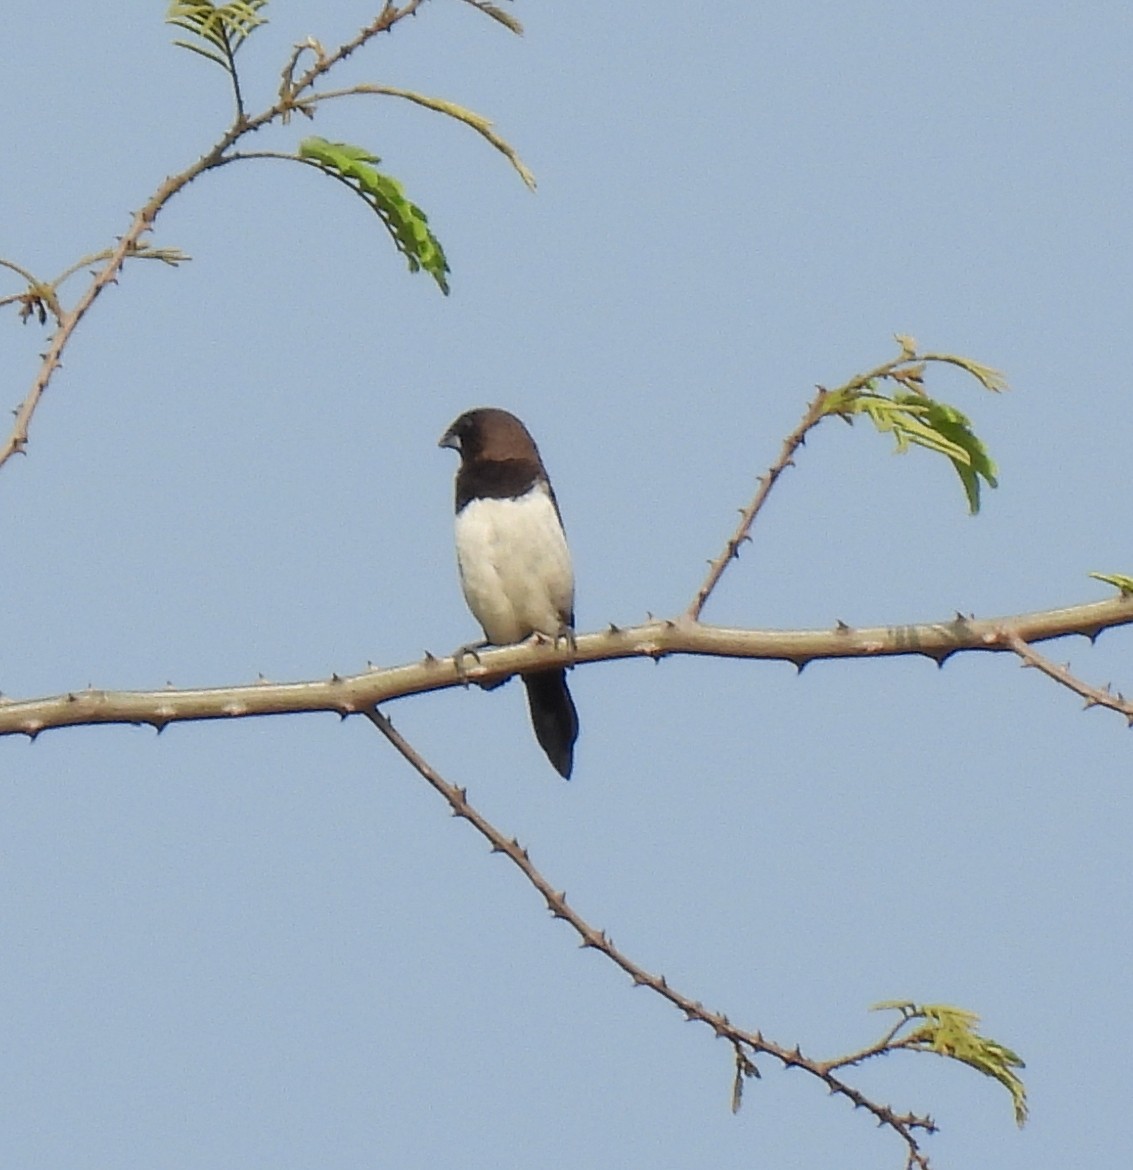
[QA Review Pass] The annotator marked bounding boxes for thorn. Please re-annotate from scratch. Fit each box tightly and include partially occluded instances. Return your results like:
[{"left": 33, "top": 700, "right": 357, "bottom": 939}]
[
  {"left": 953, "top": 611, "right": 968, "bottom": 623},
  {"left": 607, "top": 621, "right": 621, "bottom": 633},
  {"left": 423, "top": 649, "right": 437, "bottom": 662},
  {"left": 793, "top": 658, "right": 808, "bottom": 674},
  {"left": 835, "top": 619, "right": 850, "bottom": 631}
]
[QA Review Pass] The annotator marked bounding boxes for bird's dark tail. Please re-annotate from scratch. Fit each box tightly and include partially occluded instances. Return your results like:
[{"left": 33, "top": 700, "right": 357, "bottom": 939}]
[{"left": 523, "top": 669, "right": 578, "bottom": 779}]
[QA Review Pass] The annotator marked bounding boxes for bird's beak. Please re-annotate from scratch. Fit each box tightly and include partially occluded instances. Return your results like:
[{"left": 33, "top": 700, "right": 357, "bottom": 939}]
[{"left": 438, "top": 428, "right": 460, "bottom": 452}]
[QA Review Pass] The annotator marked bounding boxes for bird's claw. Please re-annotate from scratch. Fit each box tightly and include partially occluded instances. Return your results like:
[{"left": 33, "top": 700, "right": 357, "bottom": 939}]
[
  {"left": 453, "top": 641, "right": 488, "bottom": 685},
  {"left": 532, "top": 624, "right": 577, "bottom": 665}
]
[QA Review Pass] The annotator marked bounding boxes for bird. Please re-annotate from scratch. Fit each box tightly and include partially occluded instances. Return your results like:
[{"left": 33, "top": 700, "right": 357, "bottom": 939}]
[{"left": 439, "top": 407, "right": 579, "bottom": 778}]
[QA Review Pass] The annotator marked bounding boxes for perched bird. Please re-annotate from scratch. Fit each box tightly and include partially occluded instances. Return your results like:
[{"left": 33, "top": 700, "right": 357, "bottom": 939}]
[{"left": 439, "top": 408, "right": 579, "bottom": 778}]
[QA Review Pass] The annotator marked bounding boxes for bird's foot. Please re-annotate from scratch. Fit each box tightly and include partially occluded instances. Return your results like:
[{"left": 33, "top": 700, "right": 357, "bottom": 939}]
[
  {"left": 453, "top": 640, "right": 510, "bottom": 691},
  {"left": 530, "top": 624, "right": 577, "bottom": 665},
  {"left": 453, "top": 640, "right": 487, "bottom": 685}
]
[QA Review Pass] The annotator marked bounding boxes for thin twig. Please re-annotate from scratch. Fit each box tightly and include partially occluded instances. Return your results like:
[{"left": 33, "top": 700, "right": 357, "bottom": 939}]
[
  {"left": 363, "top": 706, "right": 936, "bottom": 1168},
  {"left": 293, "top": 84, "right": 536, "bottom": 189},
  {"left": 1001, "top": 629, "right": 1133, "bottom": 723},
  {"left": 289, "top": 1, "right": 429, "bottom": 101},
  {"left": 0, "top": 258, "right": 40, "bottom": 285},
  {"left": 686, "top": 387, "right": 829, "bottom": 620}
]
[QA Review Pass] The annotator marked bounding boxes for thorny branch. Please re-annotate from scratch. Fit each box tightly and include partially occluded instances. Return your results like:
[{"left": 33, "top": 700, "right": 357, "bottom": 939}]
[
  {"left": 1001, "top": 629, "right": 1133, "bottom": 724},
  {"left": 0, "top": 1, "right": 429, "bottom": 474},
  {"left": 686, "top": 388, "right": 828, "bottom": 620},
  {"left": 687, "top": 343, "right": 999, "bottom": 620},
  {"left": 363, "top": 706, "right": 937, "bottom": 1169},
  {"left": 3, "top": 598, "right": 1132, "bottom": 740}
]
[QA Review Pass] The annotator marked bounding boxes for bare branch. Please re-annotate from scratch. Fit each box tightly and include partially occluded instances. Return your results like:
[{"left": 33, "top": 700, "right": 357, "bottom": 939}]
[
  {"left": 1001, "top": 628, "right": 1133, "bottom": 724},
  {"left": 288, "top": 1, "right": 429, "bottom": 102},
  {"left": 687, "top": 387, "right": 828, "bottom": 620},
  {"left": 294, "top": 84, "right": 536, "bottom": 190},
  {"left": 2, "top": 596, "right": 1131, "bottom": 740},
  {"left": 364, "top": 705, "right": 936, "bottom": 1167}
]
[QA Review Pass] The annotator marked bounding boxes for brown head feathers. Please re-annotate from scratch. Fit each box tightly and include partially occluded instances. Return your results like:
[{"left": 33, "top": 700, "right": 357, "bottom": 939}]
[{"left": 439, "top": 408, "right": 543, "bottom": 465}]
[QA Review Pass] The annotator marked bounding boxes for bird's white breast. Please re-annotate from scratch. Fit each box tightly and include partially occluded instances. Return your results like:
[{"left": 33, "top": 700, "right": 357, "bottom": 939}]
[{"left": 454, "top": 484, "right": 574, "bottom": 645}]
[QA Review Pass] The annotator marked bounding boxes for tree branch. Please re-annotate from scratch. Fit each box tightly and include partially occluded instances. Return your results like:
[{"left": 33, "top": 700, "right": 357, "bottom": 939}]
[
  {"left": 0, "top": 1, "right": 431, "bottom": 474},
  {"left": 1002, "top": 629, "right": 1133, "bottom": 723},
  {"left": 687, "top": 387, "right": 828, "bottom": 620},
  {"left": 2, "top": 596, "right": 1130, "bottom": 739},
  {"left": 687, "top": 339, "right": 1004, "bottom": 619},
  {"left": 364, "top": 705, "right": 936, "bottom": 1168}
]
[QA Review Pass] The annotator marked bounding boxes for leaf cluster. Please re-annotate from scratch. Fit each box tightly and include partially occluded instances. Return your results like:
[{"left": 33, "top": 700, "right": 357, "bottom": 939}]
[
  {"left": 821, "top": 338, "right": 1004, "bottom": 513},
  {"left": 875, "top": 1001, "right": 1028, "bottom": 1126},
  {"left": 298, "top": 138, "right": 451, "bottom": 294},
  {"left": 167, "top": 1, "right": 267, "bottom": 72}
]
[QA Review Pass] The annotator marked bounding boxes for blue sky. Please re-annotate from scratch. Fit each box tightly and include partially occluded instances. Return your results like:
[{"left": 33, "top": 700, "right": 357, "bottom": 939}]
[{"left": 2, "top": 4, "right": 1132, "bottom": 1167}]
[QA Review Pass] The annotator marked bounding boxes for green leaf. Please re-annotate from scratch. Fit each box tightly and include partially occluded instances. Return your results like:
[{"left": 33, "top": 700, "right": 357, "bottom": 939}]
[
  {"left": 824, "top": 389, "right": 998, "bottom": 514},
  {"left": 1089, "top": 572, "right": 1133, "bottom": 595},
  {"left": 903, "top": 394, "right": 999, "bottom": 514},
  {"left": 298, "top": 137, "right": 451, "bottom": 294},
  {"left": 167, "top": 1, "right": 268, "bottom": 70},
  {"left": 818, "top": 342, "right": 1004, "bottom": 512},
  {"left": 874, "top": 1001, "right": 1027, "bottom": 1127}
]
